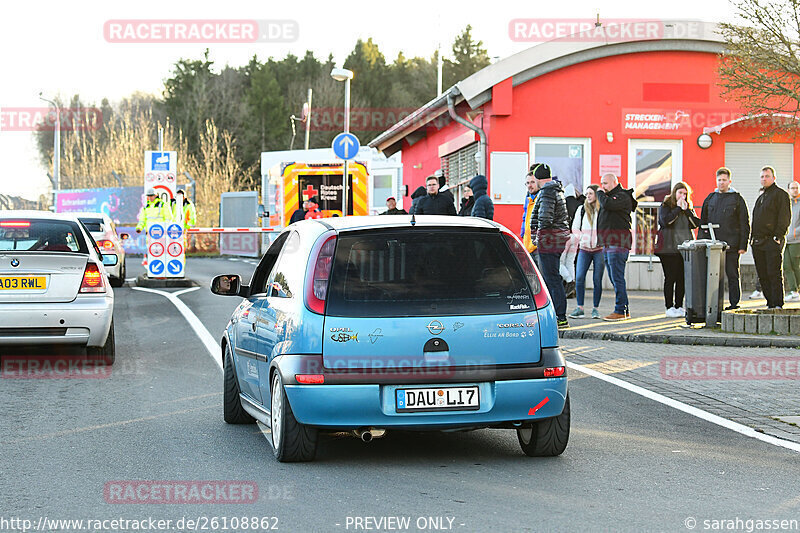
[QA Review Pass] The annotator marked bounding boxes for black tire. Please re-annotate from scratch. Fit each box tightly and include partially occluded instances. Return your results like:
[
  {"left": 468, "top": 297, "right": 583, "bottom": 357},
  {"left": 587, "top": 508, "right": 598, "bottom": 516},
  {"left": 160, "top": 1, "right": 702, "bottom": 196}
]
[
  {"left": 224, "top": 344, "right": 255, "bottom": 424},
  {"left": 87, "top": 319, "right": 115, "bottom": 366},
  {"left": 109, "top": 259, "right": 126, "bottom": 287},
  {"left": 270, "top": 372, "right": 317, "bottom": 462},
  {"left": 517, "top": 394, "right": 570, "bottom": 457}
]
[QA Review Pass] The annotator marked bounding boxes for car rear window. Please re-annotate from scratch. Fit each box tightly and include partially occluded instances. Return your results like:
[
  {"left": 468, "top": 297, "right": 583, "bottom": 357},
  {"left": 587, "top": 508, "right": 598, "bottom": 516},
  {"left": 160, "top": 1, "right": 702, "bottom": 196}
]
[
  {"left": 78, "top": 218, "right": 104, "bottom": 232},
  {"left": 325, "top": 229, "right": 534, "bottom": 317},
  {"left": 0, "top": 219, "right": 87, "bottom": 253}
]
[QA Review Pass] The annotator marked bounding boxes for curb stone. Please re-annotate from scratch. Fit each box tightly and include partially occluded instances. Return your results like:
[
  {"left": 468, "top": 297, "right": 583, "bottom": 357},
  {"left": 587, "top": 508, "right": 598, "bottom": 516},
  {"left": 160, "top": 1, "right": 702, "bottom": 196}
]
[{"left": 558, "top": 329, "right": 800, "bottom": 348}]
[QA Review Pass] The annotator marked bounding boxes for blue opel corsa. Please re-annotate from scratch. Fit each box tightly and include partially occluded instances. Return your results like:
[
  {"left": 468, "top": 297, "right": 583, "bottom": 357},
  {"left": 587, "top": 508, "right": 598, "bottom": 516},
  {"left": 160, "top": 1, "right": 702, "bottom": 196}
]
[{"left": 212, "top": 216, "right": 569, "bottom": 462}]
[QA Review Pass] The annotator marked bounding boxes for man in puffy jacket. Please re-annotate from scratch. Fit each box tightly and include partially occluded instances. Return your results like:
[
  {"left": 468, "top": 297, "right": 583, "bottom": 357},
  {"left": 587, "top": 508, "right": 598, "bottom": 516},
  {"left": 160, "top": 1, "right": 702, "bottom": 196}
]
[
  {"left": 408, "top": 186, "right": 427, "bottom": 215},
  {"left": 596, "top": 173, "right": 637, "bottom": 321},
  {"left": 751, "top": 166, "right": 791, "bottom": 309},
  {"left": 468, "top": 175, "right": 494, "bottom": 220},
  {"left": 698, "top": 167, "right": 750, "bottom": 309},
  {"left": 530, "top": 163, "right": 570, "bottom": 328},
  {"left": 415, "top": 175, "right": 456, "bottom": 215},
  {"left": 521, "top": 170, "right": 540, "bottom": 259}
]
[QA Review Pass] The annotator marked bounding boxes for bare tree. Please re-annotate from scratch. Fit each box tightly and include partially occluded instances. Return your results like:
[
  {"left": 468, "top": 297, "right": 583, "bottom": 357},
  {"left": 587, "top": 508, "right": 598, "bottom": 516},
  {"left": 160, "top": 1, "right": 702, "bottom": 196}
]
[{"left": 719, "top": 0, "right": 800, "bottom": 136}]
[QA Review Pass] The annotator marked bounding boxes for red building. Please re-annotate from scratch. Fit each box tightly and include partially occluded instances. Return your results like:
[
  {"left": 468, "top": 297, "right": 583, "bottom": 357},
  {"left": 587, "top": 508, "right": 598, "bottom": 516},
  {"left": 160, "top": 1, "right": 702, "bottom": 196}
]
[{"left": 369, "top": 20, "right": 798, "bottom": 289}]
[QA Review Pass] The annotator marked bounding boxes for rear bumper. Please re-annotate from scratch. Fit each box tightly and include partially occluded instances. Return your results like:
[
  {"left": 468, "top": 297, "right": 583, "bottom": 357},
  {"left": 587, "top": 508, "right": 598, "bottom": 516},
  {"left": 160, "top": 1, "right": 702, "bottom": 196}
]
[
  {"left": 276, "top": 346, "right": 568, "bottom": 430},
  {"left": 284, "top": 377, "right": 568, "bottom": 430},
  {"left": 0, "top": 296, "right": 113, "bottom": 347}
]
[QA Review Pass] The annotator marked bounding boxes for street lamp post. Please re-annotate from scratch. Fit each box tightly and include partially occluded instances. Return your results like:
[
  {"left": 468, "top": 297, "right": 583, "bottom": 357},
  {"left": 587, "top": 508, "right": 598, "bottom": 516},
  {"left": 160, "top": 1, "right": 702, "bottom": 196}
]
[
  {"left": 331, "top": 68, "right": 353, "bottom": 216},
  {"left": 39, "top": 93, "right": 60, "bottom": 209}
]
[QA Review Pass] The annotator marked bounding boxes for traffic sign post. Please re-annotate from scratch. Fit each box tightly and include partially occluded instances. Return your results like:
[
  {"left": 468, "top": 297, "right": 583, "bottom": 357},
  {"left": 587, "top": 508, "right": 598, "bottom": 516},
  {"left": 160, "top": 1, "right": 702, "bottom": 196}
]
[
  {"left": 164, "top": 222, "right": 185, "bottom": 278},
  {"left": 146, "top": 222, "right": 167, "bottom": 278},
  {"left": 332, "top": 132, "right": 360, "bottom": 217},
  {"left": 144, "top": 151, "right": 177, "bottom": 202}
]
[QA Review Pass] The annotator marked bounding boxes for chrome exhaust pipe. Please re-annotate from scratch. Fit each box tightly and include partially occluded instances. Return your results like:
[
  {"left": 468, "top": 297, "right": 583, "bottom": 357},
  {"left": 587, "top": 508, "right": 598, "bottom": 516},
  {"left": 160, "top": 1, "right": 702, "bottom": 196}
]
[{"left": 353, "top": 428, "right": 386, "bottom": 442}]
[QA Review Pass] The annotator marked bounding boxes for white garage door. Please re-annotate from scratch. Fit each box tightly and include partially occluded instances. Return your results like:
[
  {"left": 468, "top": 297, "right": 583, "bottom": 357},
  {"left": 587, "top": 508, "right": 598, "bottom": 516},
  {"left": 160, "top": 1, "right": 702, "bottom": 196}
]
[{"left": 724, "top": 142, "right": 794, "bottom": 265}]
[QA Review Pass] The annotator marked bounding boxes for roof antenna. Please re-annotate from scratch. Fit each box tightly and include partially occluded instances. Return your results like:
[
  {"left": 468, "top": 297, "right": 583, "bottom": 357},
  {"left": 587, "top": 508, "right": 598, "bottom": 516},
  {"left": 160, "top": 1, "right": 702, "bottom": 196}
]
[
  {"left": 595, "top": 13, "right": 601, "bottom": 27},
  {"left": 410, "top": 211, "right": 416, "bottom": 226}
]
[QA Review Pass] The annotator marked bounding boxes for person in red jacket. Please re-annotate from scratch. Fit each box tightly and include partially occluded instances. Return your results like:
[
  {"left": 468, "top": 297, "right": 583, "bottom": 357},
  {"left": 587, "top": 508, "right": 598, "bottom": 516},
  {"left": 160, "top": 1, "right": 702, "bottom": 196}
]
[{"left": 304, "top": 198, "right": 323, "bottom": 220}]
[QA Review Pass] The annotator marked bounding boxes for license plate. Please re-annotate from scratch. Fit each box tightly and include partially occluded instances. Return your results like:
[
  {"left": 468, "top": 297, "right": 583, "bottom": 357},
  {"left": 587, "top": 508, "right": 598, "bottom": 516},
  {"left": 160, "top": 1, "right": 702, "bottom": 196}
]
[
  {"left": 396, "top": 386, "right": 480, "bottom": 412},
  {"left": 0, "top": 276, "right": 47, "bottom": 290}
]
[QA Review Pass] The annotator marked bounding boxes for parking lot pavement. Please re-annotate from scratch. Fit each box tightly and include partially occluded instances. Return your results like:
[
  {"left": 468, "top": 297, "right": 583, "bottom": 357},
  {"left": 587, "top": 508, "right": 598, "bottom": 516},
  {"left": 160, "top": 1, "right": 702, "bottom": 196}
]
[
  {"left": 562, "top": 338, "right": 800, "bottom": 445},
  {"left": 560, "top": 290, "right": 800, "bottom": 347}
]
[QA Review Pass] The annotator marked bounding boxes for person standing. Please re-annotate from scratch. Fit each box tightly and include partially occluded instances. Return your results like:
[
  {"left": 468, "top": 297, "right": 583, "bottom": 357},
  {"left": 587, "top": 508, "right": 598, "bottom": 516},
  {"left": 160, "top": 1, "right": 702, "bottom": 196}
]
[
  {"left": 468, "top": 175, "right": 494, "bottom": 220},
  {"left": 751, "top": 166, "right": 792, "bottom": 309},
  {"left": 380, "top": 197, "right": 408, "bottom": 215},
  {"left": 656, "top": 182, "right": 701, "bottom": 317},
  {"left": 415, "top": 175, "right": 457, "bottom": 215},
  {"left": 783, "top": 180, "right": 800, "bottom": 301},
  {"left": 304, "top": 197, "right": 323, "bottom": 220},
  {"left": 135, "top": 188, "right": 170, "bottom": 233},
  {"left": 521, "top": 169, "right": 540, "bottom": 260},
  {"left": 698, "top": 167, "right": 750, "bottom": 310},
  {"left": 408, "top": 186, "right": 427, "bottom": 215},
  {"left": 170, "top": 190, "right": 197, "bottom": 229},
  {"left": 596, "top": 173, "right": 637, "bottom": 321},
  {"left": 290, "top": 200, "right": 309, "bottom": 224},
  {"left": 568, "top": 184, "right": 605, "bottom": 319},
  {"left": 530, "top": 163, "right": 570, "bottom": 329},
  {"left": 458, "top": 186, "right": 474, "bottom": 216}
]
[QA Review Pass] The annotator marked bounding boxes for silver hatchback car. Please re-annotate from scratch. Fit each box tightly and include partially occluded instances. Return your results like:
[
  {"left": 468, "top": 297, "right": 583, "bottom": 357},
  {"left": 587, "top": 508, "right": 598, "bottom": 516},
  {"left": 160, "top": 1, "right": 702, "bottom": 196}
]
[
  {"left": 74, "top": 212, "right": 128, "bottom": 286},
  {"left": 0, "top": 211, "right": 117, "bottom": 363}
]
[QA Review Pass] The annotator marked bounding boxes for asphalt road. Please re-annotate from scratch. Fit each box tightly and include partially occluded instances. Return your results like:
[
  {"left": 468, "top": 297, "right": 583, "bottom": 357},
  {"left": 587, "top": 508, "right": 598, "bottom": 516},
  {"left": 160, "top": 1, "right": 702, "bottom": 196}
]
[{"left": 2, "top": 257, "right": 799, "bottom": 533}]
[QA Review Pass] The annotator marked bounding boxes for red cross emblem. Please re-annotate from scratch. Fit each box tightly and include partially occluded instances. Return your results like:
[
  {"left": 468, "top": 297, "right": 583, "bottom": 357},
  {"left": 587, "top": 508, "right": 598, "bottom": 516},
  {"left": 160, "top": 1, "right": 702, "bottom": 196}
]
[{"left": 302, "top": 184, "right": 319, "bottom": 200}]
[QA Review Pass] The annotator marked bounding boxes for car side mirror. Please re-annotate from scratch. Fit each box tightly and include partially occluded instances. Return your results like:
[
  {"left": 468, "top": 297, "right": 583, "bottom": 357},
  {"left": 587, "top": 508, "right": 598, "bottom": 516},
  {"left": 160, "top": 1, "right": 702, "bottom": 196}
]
[
  {"left": 101, "top": 253, "right": 118, "bottom": 266},
  {"left": 120, "top": 233, "right": 130, "bottom": 240},
  {"left": 211, "top": 274, "right": 249, "bottom": 297}
]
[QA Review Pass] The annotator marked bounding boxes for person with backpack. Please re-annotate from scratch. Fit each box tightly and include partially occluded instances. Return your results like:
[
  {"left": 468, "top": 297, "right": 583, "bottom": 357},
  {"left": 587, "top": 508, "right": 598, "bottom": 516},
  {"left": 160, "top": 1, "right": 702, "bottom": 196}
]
[
  {"left": 698, "top": 167, "right": 750, "bottom": 310},
  {"left": 568, "top": 184, "right": 605, "bottom": 319},
  {"left": 656, "top": 182, "right": 701, "bottom": 317}
]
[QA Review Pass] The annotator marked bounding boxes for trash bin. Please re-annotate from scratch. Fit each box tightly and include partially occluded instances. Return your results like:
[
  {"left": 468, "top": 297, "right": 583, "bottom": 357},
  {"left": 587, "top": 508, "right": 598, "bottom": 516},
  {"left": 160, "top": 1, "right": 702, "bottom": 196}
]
[{"left": 678, "top": 239, "right": 727, "bottom": 325}]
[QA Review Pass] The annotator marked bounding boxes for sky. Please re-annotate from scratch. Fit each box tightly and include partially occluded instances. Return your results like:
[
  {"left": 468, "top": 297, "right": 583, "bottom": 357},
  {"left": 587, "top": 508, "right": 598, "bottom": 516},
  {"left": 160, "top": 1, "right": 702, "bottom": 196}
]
[{"left": 0, "top": 0, "right": 735, "bottom": 201}]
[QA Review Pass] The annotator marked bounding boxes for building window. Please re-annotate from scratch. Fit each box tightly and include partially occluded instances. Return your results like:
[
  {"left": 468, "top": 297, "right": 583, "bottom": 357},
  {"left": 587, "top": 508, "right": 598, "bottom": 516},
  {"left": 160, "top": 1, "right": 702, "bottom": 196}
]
[
  {"left": 628, "top": 139, "right": 682, "bottom": 256},
  {"left": 441, "top": 142, "right": 479, "bottom": 188},
  {"left": 529, "top": 137, "right": 591, "bottom": 194}
]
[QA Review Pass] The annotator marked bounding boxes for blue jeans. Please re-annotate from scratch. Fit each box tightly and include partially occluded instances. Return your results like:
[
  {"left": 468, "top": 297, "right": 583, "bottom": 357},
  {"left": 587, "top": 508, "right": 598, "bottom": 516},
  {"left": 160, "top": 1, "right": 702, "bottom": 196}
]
[
  {"left": 576, "top": 249, "right": 605, "bottom": 308},
  {"left": 603, "top": 246, "right": 629, "bottom": 315},
  {"left": 537, "top": 251, "right": 567, "bottom": 319}
]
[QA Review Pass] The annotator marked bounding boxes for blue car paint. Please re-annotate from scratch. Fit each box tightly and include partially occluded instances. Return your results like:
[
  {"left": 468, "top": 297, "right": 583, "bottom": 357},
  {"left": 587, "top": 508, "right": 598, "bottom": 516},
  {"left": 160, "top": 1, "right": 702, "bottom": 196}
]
[
  {"left": 284, "top": 378, "right": 567, "bottom": 429},
  {"left": 222, "top": 218, "right": 567, "bottom": 432}
]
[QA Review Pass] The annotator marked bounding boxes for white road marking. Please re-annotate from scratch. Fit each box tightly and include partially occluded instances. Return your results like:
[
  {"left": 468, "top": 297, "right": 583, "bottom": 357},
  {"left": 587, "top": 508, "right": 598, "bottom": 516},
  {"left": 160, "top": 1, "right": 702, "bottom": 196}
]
[
  {"left": 125, "top": 278, "right": 137, "bottom": 282},
  {"left": 228, "top": 257, "right": 240, "bottom": 262},
  {"left": 132, "top": 286, "right": 222, "bottom": 370},
  {"left": 567, "top": 361, "right": 800, "bottom": 454}
]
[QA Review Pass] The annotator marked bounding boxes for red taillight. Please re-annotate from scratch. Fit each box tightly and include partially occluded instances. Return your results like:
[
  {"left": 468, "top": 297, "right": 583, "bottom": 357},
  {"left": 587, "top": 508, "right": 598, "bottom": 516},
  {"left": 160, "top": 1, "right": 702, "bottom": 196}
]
[
  {"left": 306, "top": 235, "right": 337, "bottom": 314},
  {"left": 97, "top": 239, "right": 114, "bottom": 250},
  {"left": 296, "top": 374, "right": 325, "bottom": 384},
  {"left": 544, "top": 366, "right": 565, "bottom": 378},
  {"left": 1, "top": 221, "right": 30, "bottom": 227},
  {"left": 503, "top": 232, "right": 551, "bottom": 310},
  {"left": 80, "top": 262, "right": 105, "bottom": 293}
]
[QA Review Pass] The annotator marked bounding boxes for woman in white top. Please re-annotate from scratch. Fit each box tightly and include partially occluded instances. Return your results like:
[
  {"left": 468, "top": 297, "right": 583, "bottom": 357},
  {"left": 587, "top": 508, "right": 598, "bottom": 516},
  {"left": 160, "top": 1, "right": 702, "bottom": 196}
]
[{"left": 568, "top": 184, "right": 605, "bottom": 319}]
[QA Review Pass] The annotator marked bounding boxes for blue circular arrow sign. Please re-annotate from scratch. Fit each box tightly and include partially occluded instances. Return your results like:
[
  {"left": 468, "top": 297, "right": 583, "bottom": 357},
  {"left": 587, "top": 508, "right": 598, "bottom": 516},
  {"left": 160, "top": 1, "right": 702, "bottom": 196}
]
[
  {"left": 332, "top": 132, "right": 360, "bottom": 160},
  {"left": 149, "top": 259, "right": 164, "bottom": 276},
  {"left": 167, "top": 259, "right": 183, "bottom": 275}
]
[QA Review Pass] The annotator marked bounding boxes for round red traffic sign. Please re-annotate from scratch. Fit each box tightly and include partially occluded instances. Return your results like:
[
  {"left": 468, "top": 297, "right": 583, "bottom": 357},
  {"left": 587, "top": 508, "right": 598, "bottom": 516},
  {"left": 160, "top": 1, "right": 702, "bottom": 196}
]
[
  {"left": 149, "top": 242, "right": 164, "bottom": 257},
  {"left": 167, "top": 242, "right": 183, "bottom": 257}
]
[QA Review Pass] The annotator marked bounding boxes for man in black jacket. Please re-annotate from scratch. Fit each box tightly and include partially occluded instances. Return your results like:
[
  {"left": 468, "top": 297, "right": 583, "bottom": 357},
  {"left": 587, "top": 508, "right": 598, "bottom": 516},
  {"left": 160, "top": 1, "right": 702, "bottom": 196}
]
[
  {"left": 751, "top": 166, "right": 792, "bottom": 309},
  {"left": 530, "top": 163, "right": 570, "bottom": 328},
  {"left": 468, "top": 175, "right": 494, "bottom": 220},
  {"left": 380, "top": 197, "right": 408, "bottom": 215},
  {"left": 698, "top": 167, "right": 750, "bottom": 309},
  {"left": 415, "top": 175, "right": 456, "bottom": 215},
  {"left": 596, "top": 173, "right": 637, "bottom": 321}
]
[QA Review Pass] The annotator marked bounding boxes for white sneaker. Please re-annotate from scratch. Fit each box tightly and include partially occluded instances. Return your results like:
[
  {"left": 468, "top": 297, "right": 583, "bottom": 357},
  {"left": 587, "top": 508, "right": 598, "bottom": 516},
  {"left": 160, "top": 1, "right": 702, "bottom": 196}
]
[
  {"left": 787, "top": 291, "right": 800, "bottom": 301},
  {"left": 675, "top": 307, "right": 686, "bottom": 317},
  {"left": 665, "top": 307, "right": 677, "bottom": 317},
  {"left": 749, "top": 290, "right": 763, "bottom": 299}
]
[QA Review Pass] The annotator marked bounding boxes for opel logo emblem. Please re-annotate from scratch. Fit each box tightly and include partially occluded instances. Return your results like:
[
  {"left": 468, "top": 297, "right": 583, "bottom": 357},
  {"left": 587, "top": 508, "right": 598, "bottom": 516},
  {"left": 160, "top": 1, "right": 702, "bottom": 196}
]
[
  {"left": 426, "top": 320, "right": 445, "bottom": 335},
  {"left": 10, "top": 258, "right": 19, "bottom": 268}
]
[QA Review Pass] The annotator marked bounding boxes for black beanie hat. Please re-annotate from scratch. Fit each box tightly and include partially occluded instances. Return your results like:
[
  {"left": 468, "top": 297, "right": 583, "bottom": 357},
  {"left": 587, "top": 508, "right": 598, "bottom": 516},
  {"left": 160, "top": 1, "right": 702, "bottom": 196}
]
[{"left": 532, "top": 163, "right": 552, "bottom": 180}]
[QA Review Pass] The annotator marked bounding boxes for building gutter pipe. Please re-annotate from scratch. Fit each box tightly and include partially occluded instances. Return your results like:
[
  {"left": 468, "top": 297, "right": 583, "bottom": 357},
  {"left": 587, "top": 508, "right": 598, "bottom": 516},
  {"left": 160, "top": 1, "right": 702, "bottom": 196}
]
[{"left": 447, "top": 88, "right": 487, "bottom": 177}]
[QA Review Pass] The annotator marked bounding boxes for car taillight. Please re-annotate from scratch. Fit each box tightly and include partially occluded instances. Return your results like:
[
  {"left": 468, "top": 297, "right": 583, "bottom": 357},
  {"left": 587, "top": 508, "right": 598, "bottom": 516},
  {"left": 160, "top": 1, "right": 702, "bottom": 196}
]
[
  {"left": 296, "top": 374, "right": 325, "bottom": 384},
  {"left": 503, "top": 232, "right": 551, "bottom": 310},
  {"left": 306, "top": 235, "right": 337, "bottom": 314},
  {"left": 97, "top": 239, "right": 114, "bottom": 250},
  {"left": 544, "top": 366, "right": 565, "bottom": 378},
  {"left": 80, "top": 262, "right": 105, "bottom": 293}
]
